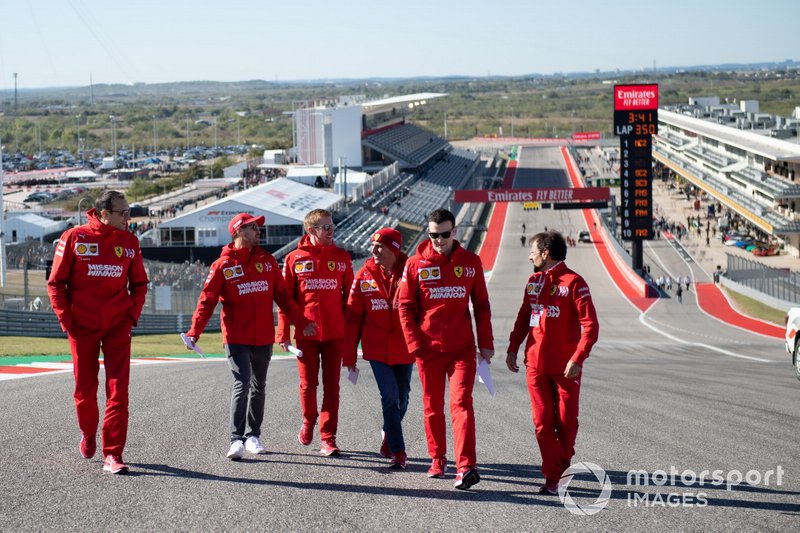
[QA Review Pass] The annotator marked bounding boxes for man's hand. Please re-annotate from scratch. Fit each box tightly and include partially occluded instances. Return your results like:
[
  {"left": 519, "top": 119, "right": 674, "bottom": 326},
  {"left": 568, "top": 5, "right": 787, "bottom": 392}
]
[
  {"left": 302, "top": 322, "right": 317, "bottom": 337},
  {"left": 185, "top": 335, "right": 197, "bottom": 350},
  {"left": 346, "top": 364, "right": 357, "bottom": 372},
  {"left": 479, "top": 348, "right": 494, "bottom": 363},
  {"left": 279, "top": 342, "right": 289, "bottom": 352},
  {"left": 564, "top": 360, "right": 582, "bottom": 379},
  {"left": 506, "top": 352, "right": 519, "bottom": 373}
]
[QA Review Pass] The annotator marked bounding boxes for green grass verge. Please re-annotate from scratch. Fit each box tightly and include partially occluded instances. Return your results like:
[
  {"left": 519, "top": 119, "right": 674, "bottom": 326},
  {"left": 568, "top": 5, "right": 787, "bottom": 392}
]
[
  {"left": 722, "top": 288, "right": 787, "bottom": 326},
  {"left": 0, "top": 332, "right": 228, "bottom": 357}
]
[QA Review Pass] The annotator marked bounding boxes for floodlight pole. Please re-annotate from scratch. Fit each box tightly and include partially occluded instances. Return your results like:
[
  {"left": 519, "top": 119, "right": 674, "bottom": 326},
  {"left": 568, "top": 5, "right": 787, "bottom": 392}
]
[{"left": 0, "top": 141, "right": 6, "bottom": 287}]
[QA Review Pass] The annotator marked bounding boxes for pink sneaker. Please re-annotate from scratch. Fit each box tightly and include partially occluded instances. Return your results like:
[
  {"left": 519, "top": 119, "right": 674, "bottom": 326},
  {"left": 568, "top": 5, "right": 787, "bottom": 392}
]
[
  {"left": 320, "top": 438, "right": 341, "bottom": 457},
  {"left": 427, "top": 457, "right": 447, "bottom": 478},
  {"left": 389, "top": 450, "right": 407, "bottom": 470},
  {"left": 379, "top": 431, "right": 391, "bottom": 458},
  {"left": 102, "top": 455, "right": 129, "bottom": 475},
  {"left": 298, "top": 422, "right": 314, "bottom": 446},
  {"left": 79, "top": 434, "right": 96, "bottom": 459}
]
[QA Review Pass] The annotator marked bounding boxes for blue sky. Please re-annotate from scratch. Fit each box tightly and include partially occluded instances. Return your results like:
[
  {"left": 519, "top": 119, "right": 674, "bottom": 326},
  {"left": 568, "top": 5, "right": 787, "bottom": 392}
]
[{"left": 1, "top": 0, "right": 797, "bottom": 89}]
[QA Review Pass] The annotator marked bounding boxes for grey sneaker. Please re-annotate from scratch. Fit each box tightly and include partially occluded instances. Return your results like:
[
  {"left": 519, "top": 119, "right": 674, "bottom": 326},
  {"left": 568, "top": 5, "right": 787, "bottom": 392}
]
[{"left": 245, "top": 436, "right": 266, "bottom": 455}]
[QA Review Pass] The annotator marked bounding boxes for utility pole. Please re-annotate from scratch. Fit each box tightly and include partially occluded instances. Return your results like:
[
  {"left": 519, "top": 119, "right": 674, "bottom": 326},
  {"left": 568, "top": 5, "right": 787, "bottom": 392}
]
[
  {"left": 13, "top": 73, "right": 18, "bottom": 115},
  {"left": 0, "top": 141, "right": 6, "bottom": 287}
]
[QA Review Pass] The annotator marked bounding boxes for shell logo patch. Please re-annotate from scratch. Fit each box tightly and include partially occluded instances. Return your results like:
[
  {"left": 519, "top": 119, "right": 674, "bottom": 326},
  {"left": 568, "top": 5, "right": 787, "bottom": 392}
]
[
  {"left": 223, "top": 265, "right": 245, "bottom": 280},
  {"left": 360, "top": 279, "right": 379, "bottom": 292},
  {"left": 255, "top": 263, "right": 263, "bottom": 273},
  {"left": 75, "top": 243, "right": 99, "bottom": 256},
  {"left": 328, "top": 261, "right": 336, "bottom": 271},
  {"left": 295, "top": 261, "right": 314, "bottom": 273},
  {"left": 419, "top": 267, "right": 441, "bottom": 281},
  {"left": 454, "top": 266, "right": 463, "bottom": 278},
  {"left": 527, "top": 282, "right": 542, "bottom": 295},
  {"left": 114, "top": 246, "right": 123, "bottom": 258}
]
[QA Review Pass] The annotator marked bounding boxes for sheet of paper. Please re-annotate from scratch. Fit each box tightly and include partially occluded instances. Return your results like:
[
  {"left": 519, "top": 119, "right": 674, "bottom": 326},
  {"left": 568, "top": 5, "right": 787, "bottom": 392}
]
[
  {"left": 287, "top": 344, "right": 303, "bottom": 358},
  {"left": 477, "top": 358, "right": 496, "bottom": 396},
  {"left": 348, "top": 367, "right": 360, "bottom": 385},
  {"left": 180, "top": 333, "right": 206, "bottom": 359}
]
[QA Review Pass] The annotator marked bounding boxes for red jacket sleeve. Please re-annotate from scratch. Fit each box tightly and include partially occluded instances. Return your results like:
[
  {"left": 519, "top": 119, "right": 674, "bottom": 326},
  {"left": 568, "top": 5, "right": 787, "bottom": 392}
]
[
  {"left": 272, "top": 257, "right": 307, "bottom": 332},
  {"left": 341, "top": 256, "right": 354, "bottom": 313},
  {"left": 570, "top": 280, "right": 599, "bottom": 366},
  {"left": 343, "top": 276, "right": 365, "bottom": 367},
  {"left": 397, "top": 260, "right": 425, "bottom": 355},
  {"left": 471, "top": 262, "right": 494, "bottom": 351},
  {"left": 127, "top": 244, "right": 149, "bottom": 326},
  {"left": 187, "top": 262, "right": 224, "bottom": 341},
  {"left": 507, "top": 288, "right": 530, "bottom": 354},
  {"left": 47, "top": 231, "right": 75, "bottom": 332},
  {"left": 276, "top": 255, "right": 296, "bottom": 343}
]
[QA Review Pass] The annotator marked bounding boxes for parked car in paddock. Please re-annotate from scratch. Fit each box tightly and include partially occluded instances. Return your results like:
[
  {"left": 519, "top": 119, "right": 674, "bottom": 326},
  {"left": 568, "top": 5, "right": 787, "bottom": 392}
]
[
  {"left": 784, "top": 308, "right": 800, "bottom": 381},
  {"left": 753, "top": 245, "right": 779, "bottom": 257}
]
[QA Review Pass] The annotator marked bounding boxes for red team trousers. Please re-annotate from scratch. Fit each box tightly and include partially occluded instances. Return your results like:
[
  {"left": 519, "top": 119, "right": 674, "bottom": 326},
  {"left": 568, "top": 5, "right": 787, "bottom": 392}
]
[
  {"left": 68, "top": 319, "right": 132, "bottom": 457},
  {"left": 296, "top": 339, "right": 343, "bottom": 440},
  {"left": 526, "top": 369, "right": 582, "bottom": 482},
  {"left": 415, "top": 345, "right": 477, "bottom": 470}
]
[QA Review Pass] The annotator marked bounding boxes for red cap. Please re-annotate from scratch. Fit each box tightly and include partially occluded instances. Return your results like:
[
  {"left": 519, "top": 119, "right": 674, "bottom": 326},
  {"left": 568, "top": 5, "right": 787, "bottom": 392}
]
[
  {"left": 371, "top": 227, "right": 402, "bottom": 254},
  {"left": 228, "top": 213, "right": 265, "bottom": 236}
]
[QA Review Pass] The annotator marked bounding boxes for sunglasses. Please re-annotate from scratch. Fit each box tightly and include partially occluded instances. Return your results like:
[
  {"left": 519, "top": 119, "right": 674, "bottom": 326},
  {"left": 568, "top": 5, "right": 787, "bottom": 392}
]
[
  {"left": 314, "top": 223, "right": 335, "bottom": 231},
  {"left": 428, "top": 231, "right": 452, "bottom": 239}
]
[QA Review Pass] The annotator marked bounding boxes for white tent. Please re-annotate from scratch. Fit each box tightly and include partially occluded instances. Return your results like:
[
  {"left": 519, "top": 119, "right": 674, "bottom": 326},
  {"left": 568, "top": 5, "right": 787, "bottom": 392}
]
[
  {"left": 4, "top": 213, "right": 65, "bottom": 244},
  {"left": 156, "top": 178, "right": 343, "bottom": 247}
]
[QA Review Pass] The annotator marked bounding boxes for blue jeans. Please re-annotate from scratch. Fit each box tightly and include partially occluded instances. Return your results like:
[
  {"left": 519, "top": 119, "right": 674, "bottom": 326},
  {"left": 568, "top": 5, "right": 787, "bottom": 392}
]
[{"left": 369, "top": 360, "right": 413, "bottom": 453}]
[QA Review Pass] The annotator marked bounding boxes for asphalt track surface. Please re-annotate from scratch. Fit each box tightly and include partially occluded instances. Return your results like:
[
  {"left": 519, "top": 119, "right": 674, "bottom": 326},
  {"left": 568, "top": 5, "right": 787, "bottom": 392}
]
[{"left": 2, "top": 146, "right": 799, "bottom": 531}]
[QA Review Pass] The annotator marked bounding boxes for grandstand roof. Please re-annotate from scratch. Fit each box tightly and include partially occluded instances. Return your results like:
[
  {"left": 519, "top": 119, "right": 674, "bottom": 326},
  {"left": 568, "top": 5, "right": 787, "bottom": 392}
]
[
  {"left": 660, "top": 109, "right": 800, "bottom": 163},
  {"left": 361, "top": 93, "right": 447, "bottom": 114},
  {"left": 159, "top": 178, "right": 344, "bottom": 231}
]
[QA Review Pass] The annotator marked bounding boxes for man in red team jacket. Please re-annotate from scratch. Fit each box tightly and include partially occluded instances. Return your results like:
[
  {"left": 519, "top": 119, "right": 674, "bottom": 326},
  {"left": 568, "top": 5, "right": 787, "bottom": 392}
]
[
  {"left": 277, "top": 209, "right": 354, "bottom": 456},
  {"left": 186, "top": 213, "right": 316, "bottom": 460},
  {"left": 344, "top": 228, "right": 413, "bottom": 470},
  {"left": 48, "top": 190, "right": 149, "bottom": 475},
  {"left": 506, "top": 231, "right": 599, "bottom": 495},
  {"left": 397, "top": 208, "right": 493, "bottom": 490}
]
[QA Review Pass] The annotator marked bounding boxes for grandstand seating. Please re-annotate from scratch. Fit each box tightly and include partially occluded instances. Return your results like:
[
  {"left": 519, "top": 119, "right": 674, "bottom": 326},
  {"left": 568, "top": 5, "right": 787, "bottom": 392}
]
[
  {"left": 389, "top": 148, "right": 481, "bottom": 225},
  {"left": 335, "top": 208, "right": 398, "bottom": 255},
  {"left": 364, "top": 123, "right": 449, "bottom": 167}
]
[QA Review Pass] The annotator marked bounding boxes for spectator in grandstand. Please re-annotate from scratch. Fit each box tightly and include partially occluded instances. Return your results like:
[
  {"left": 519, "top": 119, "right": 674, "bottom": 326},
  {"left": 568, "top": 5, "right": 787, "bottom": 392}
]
[
  {"left": 397, "top": 208, "right": 493, "bottom": 490},
  {"left": 185, "top": 213, "right": 316, "bottom": 461},
  {"left": 344, "top": 228, "right": 412, "bottom": 470},
  {"left": 47, "top": 190, "right": 149, "bottom": 475},
  {"left": 277, "top": 209, "right": 354, "bottom": 457},
  {"left": 505, "top": 231, "right": 599, "bottom": 495}
]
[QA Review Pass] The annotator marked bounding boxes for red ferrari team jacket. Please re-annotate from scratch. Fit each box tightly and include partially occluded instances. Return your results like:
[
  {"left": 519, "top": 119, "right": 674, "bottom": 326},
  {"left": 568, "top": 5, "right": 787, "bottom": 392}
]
[
  {"left": 276, "top": 235, "right": 354, "bottom": 343},
  {"left": 188, "top": 244, "right": 306, "bottom": 345},
  {"left": 343, "top": 254, "right": 413, "bottom": 367},
  {"left": 397, "top": 240, "right": 493, "bottom": 355},
  {"left": 507, "top": 261, "right": 599, "bottom": 374},
  {"left": 48, "top": 209, "right": 149, "bottom": 332}
]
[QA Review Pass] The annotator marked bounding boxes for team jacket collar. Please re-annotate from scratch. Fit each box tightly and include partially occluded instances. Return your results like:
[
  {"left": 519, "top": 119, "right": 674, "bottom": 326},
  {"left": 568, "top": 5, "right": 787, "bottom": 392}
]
[
  {"left": 364, "top": 254, "right": 407, "bottom": 299},
  {"left": 85, "top": 208, "right": 119, "bottom": 237},
  {"left": 416, "top": 239, "right": 463, "bottom": 264}
]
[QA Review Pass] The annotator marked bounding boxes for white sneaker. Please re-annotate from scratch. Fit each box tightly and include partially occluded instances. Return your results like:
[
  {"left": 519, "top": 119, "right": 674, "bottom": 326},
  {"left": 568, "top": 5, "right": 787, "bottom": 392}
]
[
  {"left": 226, "top": 440, "right": 244, "bottom": 460},
  {"left": 245, "top": 436, "right": 266, "bottom": 454}
]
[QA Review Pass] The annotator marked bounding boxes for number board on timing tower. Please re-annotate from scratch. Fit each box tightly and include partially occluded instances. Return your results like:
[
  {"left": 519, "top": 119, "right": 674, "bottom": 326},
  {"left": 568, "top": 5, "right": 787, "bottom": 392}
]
[{"left": 614, "top": 84, "right": 658, "bottom": 240}]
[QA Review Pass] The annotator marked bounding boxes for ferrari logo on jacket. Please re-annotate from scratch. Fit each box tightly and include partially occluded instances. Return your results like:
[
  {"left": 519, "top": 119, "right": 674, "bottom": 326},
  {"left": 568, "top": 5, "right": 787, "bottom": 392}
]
[
  {"left": 75, "top": 243, "right": 99, "bottom": 256},
  {"left": 328, "top": 261, "right": 336, "bottom": 271},
  {"left": 223, "top": 265, "right": 245, "bottom": 279},
  {"left": 114, "top": 246, "right": 123, "bottom": 258},
  {"left": 255, "top": 262, "right": 263, "bottom": 273},
  {"left": 454, "top": 266, "right": 463, "bottom": 278},
  {"left": 419, "top": 267, "right": 441, "bottom": 281}
]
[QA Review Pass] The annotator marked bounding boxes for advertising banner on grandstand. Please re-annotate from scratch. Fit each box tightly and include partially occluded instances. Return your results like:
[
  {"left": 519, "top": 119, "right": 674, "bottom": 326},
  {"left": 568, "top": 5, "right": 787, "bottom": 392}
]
[
  {"left": 571, "top": 132, "right": 602, "bottom": 141},
  {"left": 454, "top": 187, "right": 609, "bottom": 203}
]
